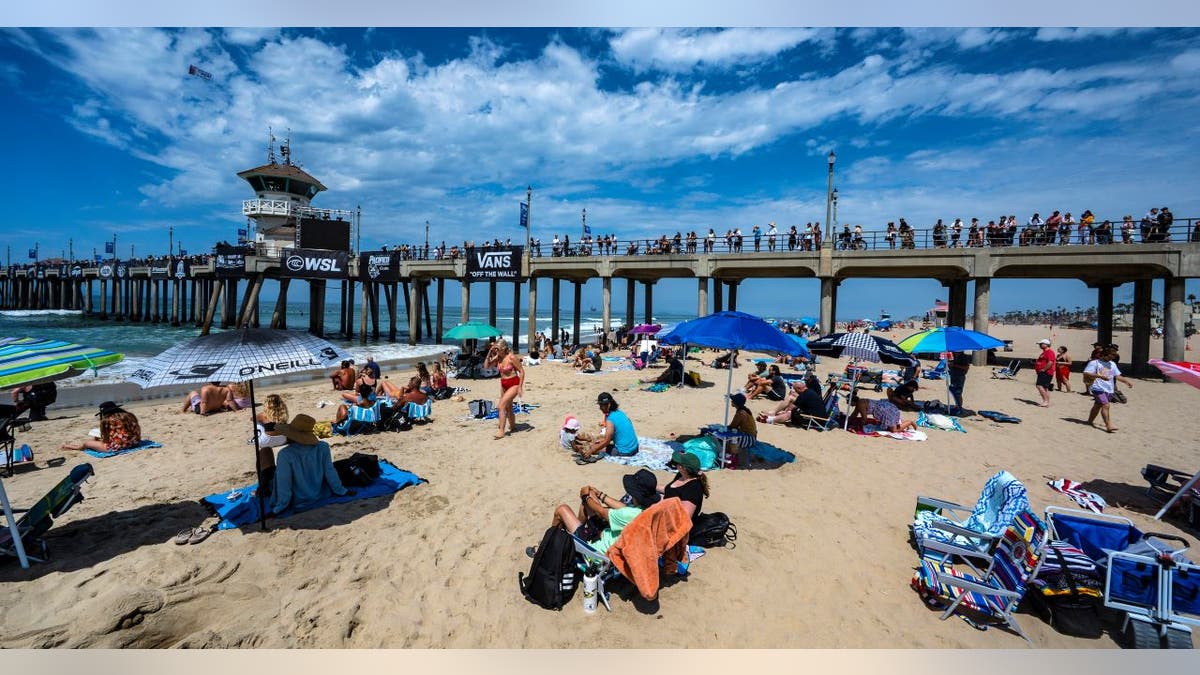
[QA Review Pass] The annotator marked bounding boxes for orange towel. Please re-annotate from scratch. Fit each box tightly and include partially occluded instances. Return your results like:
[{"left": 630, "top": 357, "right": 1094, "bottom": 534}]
[{"left": 608, "top": 497, "right": 693, "bottom": 600}]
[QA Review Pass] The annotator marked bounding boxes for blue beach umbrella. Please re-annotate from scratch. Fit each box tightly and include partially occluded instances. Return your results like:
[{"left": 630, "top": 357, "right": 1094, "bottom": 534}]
[
  {"left": 787, "top": 334, "right": 811, "bottom": 359},
  {"left": 797, "top": 316, "right": 818, "bottom": 327},
  {"left": 660, "top": 312, "right": 802, "bottom": 461}
]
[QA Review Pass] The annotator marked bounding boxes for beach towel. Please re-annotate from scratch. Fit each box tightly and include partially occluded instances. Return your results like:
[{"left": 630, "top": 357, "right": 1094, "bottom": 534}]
[
  {"left": 642, "top": 383, "right": 671, "bottom": 393},
  {"left": 913, "top": 470, "right": 1029, "bottom": 551},
  {"left": 84, "top": 440, "right": 162, "bottom": 458},
  {"left": 745, "top": 440, "right": 796, "bottom": 464},
  {"left": 481, "top": 402, "right": 537, "bottom": 420},
  {"left": 602, "top": 436, "right": 683, "bottom": 472},
  {"left": 917, "top": 412, "right": 966, "bottom": 433},
  {"left": 201, "top": 460, "right": 426, "bottom": 530},
  {"left": 851, "top": 424, "right": 928, "bottom": 441},
  {"left": 608, "top": 497, "right": 692, "bottom": 601},
  {"left": 1047, "top": 478, "right": 1108, "bottom": 513},
  {"left": 979, "top": 410, "right": 1021, "bottom": 423}
]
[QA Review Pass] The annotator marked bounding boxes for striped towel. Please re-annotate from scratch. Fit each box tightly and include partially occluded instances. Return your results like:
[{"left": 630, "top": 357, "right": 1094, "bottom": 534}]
[{"left": 1047, "top": 478, "right": 1107, "bottom": 513}]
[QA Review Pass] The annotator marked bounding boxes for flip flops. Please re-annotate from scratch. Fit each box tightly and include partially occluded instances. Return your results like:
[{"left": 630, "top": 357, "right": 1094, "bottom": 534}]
[
  {"left": 575, "top": 455, "right": 601, "bottom": 465},
  {"left": 173, "top": 526, "right": 214, "bottom": 545}
]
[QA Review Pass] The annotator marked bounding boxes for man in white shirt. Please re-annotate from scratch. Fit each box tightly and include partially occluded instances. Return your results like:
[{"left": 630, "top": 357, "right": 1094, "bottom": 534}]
[
  {"left": 1083, "top": 346, "right": 1134, "bottom": 433},
  {"left": 767, "top": 222, "right": 778, "bottom": 251}
]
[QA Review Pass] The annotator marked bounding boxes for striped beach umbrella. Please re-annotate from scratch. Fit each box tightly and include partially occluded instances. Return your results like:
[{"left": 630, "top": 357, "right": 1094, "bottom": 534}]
[
  {"left": 0, "top": 337, "right": 124, "bottom": 388},
  {"left": 897, "top": 326, "right": 1005, "bottom": 354}
]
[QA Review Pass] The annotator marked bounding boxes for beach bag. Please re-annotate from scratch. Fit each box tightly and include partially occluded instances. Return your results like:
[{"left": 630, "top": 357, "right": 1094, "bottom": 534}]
[
  {"left": 432, "top": 386, "right": 455, "bottom": 401},
  {"left": 1111, "top": 389, "right": 1127, "bottom": 404},
  {"left": 380, "top": 405, "right": 413, "bottom": 432},
  {"left": 1027, "top": 545, "right": 1104, "bottom": 638},
  {"left": 689, "top": 511, "right": 737, "bottom": 549},
  {"left": 468, "top": 399, "right": 496, "bottom": 419},
  {"left": 518, "top": 526, "right": 578, "bottom": 610},
  {"left": 333, "top": 452, "right": 382, "bottom": 488},
  {"left": 685, "top": 371, "right": 702, "bottom": 387}
]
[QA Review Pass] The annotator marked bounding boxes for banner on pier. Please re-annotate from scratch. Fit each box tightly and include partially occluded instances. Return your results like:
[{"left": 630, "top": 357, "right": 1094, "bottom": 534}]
[
  {"left": 99, "top": 264, "right": 113, "bottom": 279},
  {"left": 214, "top": 245, "right": 246, "bottom": 277},
  {"left": 360, "top": 250, "right": 399, "bottom": 282},
  {"left": 173, "top": 259, "right": 189, "bottom": 279},
  {"left": 281, "top": 247, "right": 348, "bottom": 280},
  {"left": 116, "top": 263, "right": 128, "bottom": 279},
  {"left": 466, "top": 246, "right": 523, "bottom": 280},
  {"left": 36, "top": 267, "right": 46, "bottom": 279},
  {"left": 70, "top": 265, "right": 82, "bottom": 278},
  {"left": 150, "top": 264, "right": 170, "bottom": 279}
]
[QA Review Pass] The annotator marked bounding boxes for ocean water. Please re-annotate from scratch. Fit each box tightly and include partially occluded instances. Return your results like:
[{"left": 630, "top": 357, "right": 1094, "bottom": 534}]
[{"left": 0, "top": 302, "right": 702, "bottom": 388}]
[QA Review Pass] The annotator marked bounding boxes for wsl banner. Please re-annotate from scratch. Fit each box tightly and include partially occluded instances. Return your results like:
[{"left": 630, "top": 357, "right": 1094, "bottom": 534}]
[
  {"left": 359, "top": 250, "right": 399, "bottom": 282},
  {"left": 466, "top": 246, "right": 523, "bottom": 280},
  {"left": 281, "top": 248, "right": 349, "bottom": 279},
  {"left": 214, "top": 245, "right": 246, "bottom": 277}
]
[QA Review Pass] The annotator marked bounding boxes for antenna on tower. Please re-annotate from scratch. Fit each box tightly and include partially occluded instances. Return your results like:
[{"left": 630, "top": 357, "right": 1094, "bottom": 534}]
[
  {"left": 280, "top": 128, "right": 292, "bottom": 166},
  {"left": 266, "top": 127, "right": 277, "bottom": 165}
]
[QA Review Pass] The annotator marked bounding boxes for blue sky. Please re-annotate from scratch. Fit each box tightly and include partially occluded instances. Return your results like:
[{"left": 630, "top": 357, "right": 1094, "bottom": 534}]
[{"left": 2, "top": 26, "right": 1199, "bottom": 319}]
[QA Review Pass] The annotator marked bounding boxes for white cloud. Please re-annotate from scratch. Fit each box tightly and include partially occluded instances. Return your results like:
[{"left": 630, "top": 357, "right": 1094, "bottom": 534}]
[
  {"left": 1033, "top": 28, "right": 1136, "bottom": 42},
  {"left": 608, "top": 28, "right": 826, "bottom": 73}
]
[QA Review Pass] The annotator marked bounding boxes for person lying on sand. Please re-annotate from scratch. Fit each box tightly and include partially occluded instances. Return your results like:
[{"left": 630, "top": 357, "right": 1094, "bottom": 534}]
[
  {"left": 62, "top": 401, "right": 141, "bottom": 453},
  {"left": 848, "top": 393, "right": 916, "bottom": 433},
  {"left": 181, "top": 382, "right": 231, "bottom": 415}
]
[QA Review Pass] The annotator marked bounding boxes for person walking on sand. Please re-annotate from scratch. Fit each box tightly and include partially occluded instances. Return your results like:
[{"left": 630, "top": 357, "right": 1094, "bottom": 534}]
[
  {"left": 1055, "top": 345, "right": 1073, "bottom": 393},
  {"left": 1084, "top": 347, "right": 1133, "bottom": 433},
  {"left": 1033, "top": 338, "right": 1056, "bottom": 407},
  {"left": 485, "top": 338, "right": 524, "bottom": 439}
]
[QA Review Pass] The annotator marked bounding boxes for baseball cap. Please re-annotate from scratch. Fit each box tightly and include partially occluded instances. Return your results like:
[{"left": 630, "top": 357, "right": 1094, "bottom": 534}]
[
  {"left": 728, "top": 392, "right": 747, "bottom": 407},
  {"left": 1037, "top": 338, "right": 1051, "bottom": 345}
]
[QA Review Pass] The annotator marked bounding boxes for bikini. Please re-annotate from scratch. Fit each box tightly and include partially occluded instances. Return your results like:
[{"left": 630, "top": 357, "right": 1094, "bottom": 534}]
[{"left": 499, "top": 359, "right": 520, "bottom": 391}]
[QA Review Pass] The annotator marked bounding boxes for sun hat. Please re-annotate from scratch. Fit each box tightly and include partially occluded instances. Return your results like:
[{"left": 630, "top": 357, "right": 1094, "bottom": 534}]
[
  {"left": 273, "top": 414, "right": 320, "bottom": 445},
  {"left": 622, "top": 469, "right": 660, "bottom": 508},
  {"left": 562, "top": 415, "right": 581, "bottom": 431},
  {"left": 728, "top": 392, "right": 747, "bottom": 407},
  {"left": 96, "top": 401, "right": 125, "bottom": 417},
  {"left": 671, "top": 450, "right": 702, "bottom": 474}
]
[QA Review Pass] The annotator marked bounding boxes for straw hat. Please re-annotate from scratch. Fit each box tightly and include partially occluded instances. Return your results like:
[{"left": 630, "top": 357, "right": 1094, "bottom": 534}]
[{"left": 272, "top": 414, "right": 319, "bottom": 445}]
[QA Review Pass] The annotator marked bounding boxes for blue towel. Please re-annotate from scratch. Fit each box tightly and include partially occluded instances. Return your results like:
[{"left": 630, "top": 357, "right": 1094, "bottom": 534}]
[
  {"left": 746, "top": 440, "right": 796, "bottom": 464},
  {"left": 201, "top": 461, "right": 426, "bottom": 530},
  {"left": 84, "top": 439, "right": 162, "bottom": 458}
]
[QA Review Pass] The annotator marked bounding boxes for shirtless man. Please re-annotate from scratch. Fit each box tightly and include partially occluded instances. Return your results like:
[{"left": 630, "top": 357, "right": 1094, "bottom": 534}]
[{"left": 181, "top": 382, "right": 231, "bottom": 415}]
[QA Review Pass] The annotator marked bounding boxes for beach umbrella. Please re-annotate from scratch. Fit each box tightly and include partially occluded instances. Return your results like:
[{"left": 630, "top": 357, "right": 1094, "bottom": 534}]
[
  {"left": 660, "top": 311, "right": 803, "bottom": 458},
  {"left": 629, "top": 323, "right": 662, "bottom": 335},
  {"left": 127, "top": 327, "right": 353, "bottom": 530},
  {"left": 0, "top": 337, "right": 124, "bottom": 388},
  {"left": 897, "top": 326, "right": 1005, "bottom": 354},
  {"left": 441, "top": 321, "right": 503, "bottom": 341},
  {"left": 797, "top": 316, "right": 818, "bottom": 327},
  {"left": 806, "top": 332, "right": 918, "bottom": 367},
  {"left": 1148, "top": 359, "right": 1200, "bottom": 520},
  {"left": 787, "top": 334, "right": 811, "bottom": 359}
]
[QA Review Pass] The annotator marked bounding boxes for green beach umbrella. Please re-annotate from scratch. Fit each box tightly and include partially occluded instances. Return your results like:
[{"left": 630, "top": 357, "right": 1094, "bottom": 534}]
[
  {"left": 0, "top": 337, "right": 124, "bottom": 388},
  {"left": 442, "top": 321, "right": 503, "bottom": 341}
]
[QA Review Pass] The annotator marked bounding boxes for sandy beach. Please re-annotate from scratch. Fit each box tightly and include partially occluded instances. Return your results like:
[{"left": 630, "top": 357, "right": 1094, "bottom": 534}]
[{"left": 0, "top": 324, "right": 1194, "bottom": 648}]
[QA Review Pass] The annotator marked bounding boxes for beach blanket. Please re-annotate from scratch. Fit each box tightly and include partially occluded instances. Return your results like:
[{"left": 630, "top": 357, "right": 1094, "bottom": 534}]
[
  {"left": 745, "top": 440, "right": 796, "bottom": 464},
  {"left": 1047, "top": 477, "right": 1108, "bottom": 513},
  {"left": 979, "top": 410, "right": 1021, "bottom": 423},
  {"left": 201, "top": 460, "right": 426, "bottom": 530},
  {"left": 84, "top": 439, "right": 162, "bottom": 458},
  {"left": 851, "top": 425, "right": 928, "bottom": 441},
  {"left": 480, "top": 402, "right": 538, "bottom": 420},
  {"left": 602, "top": 356, "right": 626, "bottom": 362},
  {"left": 917, "top": 412, "right": 966, "bottom": 433},
  {"left": 602, "top": 436, "right": 683, "bottom": 472},
  {"left": 642, "top": 383, "right": 671, "bottom": 393}
]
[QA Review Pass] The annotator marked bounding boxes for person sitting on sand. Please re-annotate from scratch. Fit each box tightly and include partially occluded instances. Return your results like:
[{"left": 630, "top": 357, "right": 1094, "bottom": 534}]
[
  {"left": 8, "top": 381, "right": 57, "bottom": 422},
  {"left": 261, "top": 414, "right": 351, "bottom": 513},
  {"left": 541, "top": 469, "right": 660, "bottom": 555},
  {"left": 364, "top": 356, "right": 381, "bottom": 380},
  {"left": 744, "top": 362, "right": 771, "bottom": 398},
  {"left": 762, "top": 364, "right": 788, "bottom": 401},
  {"left": 330, "top": 360, "right": 356, "bottom": 391},
  {"left": 574, "top": 392, "right": 639, "bottom": 463},
  {"left": 721, "top": 392, "right": 758, "bottom": 463},
  {"left": 257, "top": 394, "right": 289, "bottom": 428},
  {"left": 651, "top": 350, "right": 685, "bottom": 386},
  {"left": 62, "top": 401, "right": 142, "bottom": 453},
  {"left": 334, "top": 383, "right": 383, "bottom": 427},
  {"left": 712, "top": 349, "right": 740, "bottom": 369},
  {"left": 659, "top": 450, "right": 708, "bottom": 521},
  {"left": 761, "top": 376, "right": 826, "bottom": 425},
  {"left": 758, "top": 380, "right": 803, "bottom": 424},
  {"left": 848, "top": 393, "right": 916, "bottom": 433},
  {"left": 1084, "top": 346, "right": 1134, "bottom": 433},
  {"left": 886, "top": 378, "right": 921, "bottom": 411},
  {"left": 354, "top": 363, "right": 379, "bottom": 393},
  {"left": 182, "top": 382, "right": 231, "bottom": 415}
]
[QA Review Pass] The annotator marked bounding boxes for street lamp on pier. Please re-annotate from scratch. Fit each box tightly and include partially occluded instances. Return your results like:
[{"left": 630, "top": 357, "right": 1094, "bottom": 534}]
[
  {"left": 832, "top": 188, "right": 839, "bottom": 231},
  {"left": 824, "top": 150, "right": 836, "bottom": 243}
]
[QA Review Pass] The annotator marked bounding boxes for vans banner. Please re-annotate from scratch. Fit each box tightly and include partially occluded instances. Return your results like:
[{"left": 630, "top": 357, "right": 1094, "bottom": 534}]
[
  {"left": 281, "top": 248, "right": 349, "bottom": 279},
  {"left": 360, "top": 250, "right": 399, "bottom": 282},
  {"left": 466, "top": 246, "right": 523, "bottom": 280}
]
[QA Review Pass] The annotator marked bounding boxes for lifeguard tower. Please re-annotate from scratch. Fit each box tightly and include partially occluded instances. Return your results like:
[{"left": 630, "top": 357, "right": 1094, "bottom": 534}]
[{"left": 238, "top": 130, "right": 355, "bottom": 257}]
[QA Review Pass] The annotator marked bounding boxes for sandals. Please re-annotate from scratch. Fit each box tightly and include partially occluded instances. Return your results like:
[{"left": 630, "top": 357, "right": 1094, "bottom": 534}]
[
  {"left": 173, "top": 526, "right": 214, "bottom": 546},
  {"left": 575, "top": 455, "right": 601, "bottom": 465}
]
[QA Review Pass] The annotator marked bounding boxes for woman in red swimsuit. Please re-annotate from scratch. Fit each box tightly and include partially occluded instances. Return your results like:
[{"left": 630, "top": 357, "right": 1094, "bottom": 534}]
[{"left": 486, "top": 338, "right": 525, "bottom": 439}]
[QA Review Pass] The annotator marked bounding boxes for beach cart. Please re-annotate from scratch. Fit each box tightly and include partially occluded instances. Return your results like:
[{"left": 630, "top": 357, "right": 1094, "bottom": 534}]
[{"left": 1044, "top": 506, "right": 1200, "bottom": 648}]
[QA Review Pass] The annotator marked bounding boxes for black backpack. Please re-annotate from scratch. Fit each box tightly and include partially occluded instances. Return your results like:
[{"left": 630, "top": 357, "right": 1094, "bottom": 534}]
[
  {"left": 519, "top": 527, "right": 578, "bottom": 610},
  {"left": 332, "top": 452, "right": 383, "bottom": 488},
  {"left": 689, "top": 511, "right": 737, "bottom": 548}
]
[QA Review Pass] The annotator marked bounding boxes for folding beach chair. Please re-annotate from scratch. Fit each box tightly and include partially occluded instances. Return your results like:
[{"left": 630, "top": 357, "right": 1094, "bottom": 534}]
[
  {"left": 1, "top": 463, "right": 94, "bottom": 566},
  {"left": 922, "top": 359, "right": 948, "bottom": 380},
  {"left": 570, "top": 533, "right": 618, "bottom": 612},
  {"left": 403, "top": 400, "right": 434, "bottom": 424},
  {"left": 800, "top": 385, "right": 843, "bottom": 431},
  {"left": 911, "top": 509, "right": 1049, "bottom": 646},
  {"left": 991, "top": 359, "right": 1022, "bottom": 379},
  {"left": 912, "top": 470, "right": 1030, "bottom": 560},
  {"left": 332, "top": 401, "right": 382, "bottom": 436}
]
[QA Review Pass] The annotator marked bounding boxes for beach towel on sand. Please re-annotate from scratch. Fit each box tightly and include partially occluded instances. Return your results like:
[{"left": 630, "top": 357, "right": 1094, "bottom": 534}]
[
  {"left": 850, "top": 425, "right": 928, "bottom": 441},
  {"left": 201, "top": 460, "right": 425, "bottom": 530},
  {"left": 603, "top": 437, "right": 682, "bottom": 472},
  {"left": 917, "top": 412, "right": 965, "bottom": 433},
  {"left": 84, "top": 439, "right": 162, "bottom": 458},
  {"left": 1047, "top": 478, "right": 1108, "bottom": 513},
  {"left": 608, "top": 497, "right": 692, "bottom": 601}
]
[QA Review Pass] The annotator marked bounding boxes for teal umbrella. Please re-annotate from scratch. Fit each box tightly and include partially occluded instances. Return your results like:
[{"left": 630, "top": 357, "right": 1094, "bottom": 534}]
[{"left": 442, "top": 321, "right": 503, "bottom": 341}]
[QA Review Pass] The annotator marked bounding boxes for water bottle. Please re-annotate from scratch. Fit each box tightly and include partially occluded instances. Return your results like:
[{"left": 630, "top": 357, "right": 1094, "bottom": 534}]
[{"left": 581, "top": 572, "right": 598, "bottom": 614}]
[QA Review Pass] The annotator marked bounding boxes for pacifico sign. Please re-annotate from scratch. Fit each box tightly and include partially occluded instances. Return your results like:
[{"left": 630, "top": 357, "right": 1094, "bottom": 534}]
[
  {"left": 280, "top": 248, "right": 348, "bottom": 279},
  {"left": 466, "top": 246, "right": 523, "bottom": 280},
  {"left": 359, "top": 250, "right": 399, "bottom": 282}
]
